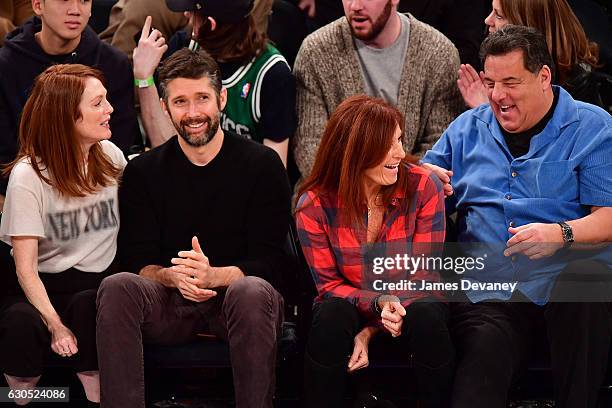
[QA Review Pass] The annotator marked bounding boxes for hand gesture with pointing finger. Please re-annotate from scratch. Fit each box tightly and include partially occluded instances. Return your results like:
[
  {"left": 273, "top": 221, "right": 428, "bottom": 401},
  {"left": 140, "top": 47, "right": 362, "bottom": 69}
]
[{"left": 133, "top": 15, "right": 168, "bottom": 80}]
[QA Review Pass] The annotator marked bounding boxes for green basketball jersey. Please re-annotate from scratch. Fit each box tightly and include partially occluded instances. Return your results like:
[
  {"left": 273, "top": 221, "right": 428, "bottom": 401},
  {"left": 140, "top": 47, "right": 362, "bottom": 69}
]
[{"left": 220, "top": 44, "right": 288, "bottom": 143}]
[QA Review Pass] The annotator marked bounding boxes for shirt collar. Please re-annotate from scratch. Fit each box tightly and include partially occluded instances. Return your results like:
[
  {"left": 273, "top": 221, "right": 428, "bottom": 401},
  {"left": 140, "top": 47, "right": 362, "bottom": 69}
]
[{"left": 474, "top": 86, "right": 581, "bottom": 159}]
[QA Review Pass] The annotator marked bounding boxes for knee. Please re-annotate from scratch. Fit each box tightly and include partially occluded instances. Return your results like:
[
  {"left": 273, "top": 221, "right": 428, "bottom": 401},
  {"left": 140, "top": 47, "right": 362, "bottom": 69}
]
[
  {"left": 0, "top": 303, "right": 46, "bottom": 337},
  {"left": 459, "top": 322, "right": 512, "bottom": 361},
  {"left": 405, "top": 301, "right": 449, "bottom": 334},
  {"left": 307, "top": 298, "right": 359, "bottom": 364},
  {"left": 226, "top": 276, "right": 277, "bottom": 307},
  {"left": 69, "top": 289, "right": 98, "bottom": 310},
  {"left": 96, "top": 272, "right": 144, "bottom": 315},
  {"left": 405, "top": 302, "right": 454, "bottom": 367},
  {"left": 64, "top": 289, "right": 98, "bottom": 323},
  {"left": 311, "top": 297, "right": 359, "bottom": 335},
  {"left": 97, "top": 272, "right": 139, "bottom": 303},
  {"left": 310, "top": 298, "right": 359, "bottom": 342},
  {"left": 225, "top": 276, "right": 282, "bottom": 321}
]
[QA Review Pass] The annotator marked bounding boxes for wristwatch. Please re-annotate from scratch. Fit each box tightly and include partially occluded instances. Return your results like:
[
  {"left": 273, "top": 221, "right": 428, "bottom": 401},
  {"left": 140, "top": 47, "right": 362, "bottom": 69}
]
[{"left": 557, "top": 221, "right": 574, "bottom": 248}]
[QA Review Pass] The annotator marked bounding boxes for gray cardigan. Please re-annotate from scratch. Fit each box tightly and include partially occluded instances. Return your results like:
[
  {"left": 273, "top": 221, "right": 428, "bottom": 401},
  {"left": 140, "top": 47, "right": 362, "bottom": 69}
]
[{"left": 293, "top": 13, "right": 465, "bottom": 179}]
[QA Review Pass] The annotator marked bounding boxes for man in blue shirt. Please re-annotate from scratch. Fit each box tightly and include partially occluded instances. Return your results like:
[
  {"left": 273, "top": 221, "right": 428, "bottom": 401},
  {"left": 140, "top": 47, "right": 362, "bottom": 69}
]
[{"left": 423, "top": 25, "right": 612, "bottom": 407}]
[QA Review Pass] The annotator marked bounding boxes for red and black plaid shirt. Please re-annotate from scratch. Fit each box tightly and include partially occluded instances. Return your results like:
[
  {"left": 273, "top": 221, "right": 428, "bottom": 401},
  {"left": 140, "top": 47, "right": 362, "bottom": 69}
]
[{"left": 296, "top": 164, "right": 446, "bottom": 322}]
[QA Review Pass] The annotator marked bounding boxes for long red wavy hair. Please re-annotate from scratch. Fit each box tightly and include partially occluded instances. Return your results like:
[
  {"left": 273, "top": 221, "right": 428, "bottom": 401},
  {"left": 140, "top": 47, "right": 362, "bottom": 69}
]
[{"left": 297, "top": 95, "right": 418, "bottom": 226}]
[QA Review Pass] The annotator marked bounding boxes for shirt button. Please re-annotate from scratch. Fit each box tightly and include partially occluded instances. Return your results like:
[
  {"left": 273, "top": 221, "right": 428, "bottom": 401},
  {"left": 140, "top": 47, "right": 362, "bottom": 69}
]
[
  {"left": 511, "top": 171, "right": 517, "bottom": 178},
  {"left": 509, "top": 221, "right": 515, "bottom": 227},
  {"left": 511, "top": 256, "right": 517, "bottom": 262},
  {"left": 506, "top": 194, "right": 512, "bottom": 200}
]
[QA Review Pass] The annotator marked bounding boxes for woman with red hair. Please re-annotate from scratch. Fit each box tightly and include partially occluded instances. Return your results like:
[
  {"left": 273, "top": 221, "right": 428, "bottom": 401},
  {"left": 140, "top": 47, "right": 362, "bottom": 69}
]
[
  {"left": 295, "top": 95, "right": 454, "bottom": 408},
  {"left": 0, "top": 64, "right": 126, "bottom": 406}
]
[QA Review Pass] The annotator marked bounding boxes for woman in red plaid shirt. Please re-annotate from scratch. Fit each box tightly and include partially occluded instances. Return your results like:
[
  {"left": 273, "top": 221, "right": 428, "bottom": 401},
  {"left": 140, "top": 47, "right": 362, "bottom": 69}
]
[{"left": 296, "top": 95, "right": 454, "bottom": 407}]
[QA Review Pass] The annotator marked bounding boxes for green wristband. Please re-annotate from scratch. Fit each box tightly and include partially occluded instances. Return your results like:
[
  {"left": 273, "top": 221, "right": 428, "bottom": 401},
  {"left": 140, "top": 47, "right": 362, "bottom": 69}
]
[{"left": 134, "top": 76, "right": 155, "bottom": 88}]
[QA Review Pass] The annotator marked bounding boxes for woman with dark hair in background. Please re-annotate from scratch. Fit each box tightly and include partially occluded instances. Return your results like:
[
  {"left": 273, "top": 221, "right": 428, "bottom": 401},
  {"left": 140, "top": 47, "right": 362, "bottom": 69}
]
[
  {"left": 458, "top": 0, "right": 610, "bottom": 109},
  {"left": 133, "top": 0, "right": 296, "bottom": 167},
  {"left": 0, "top": 64, "right": 126, "bottom": 406},
  {"left": 295, "top": 95, "right": 454, "bottom": 408}
]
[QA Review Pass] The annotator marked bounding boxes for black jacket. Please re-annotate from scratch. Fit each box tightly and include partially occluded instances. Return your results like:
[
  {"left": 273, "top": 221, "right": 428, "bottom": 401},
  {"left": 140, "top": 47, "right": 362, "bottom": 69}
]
[{"left": 0, "top": 17, "right": 141, "bottom": 194}]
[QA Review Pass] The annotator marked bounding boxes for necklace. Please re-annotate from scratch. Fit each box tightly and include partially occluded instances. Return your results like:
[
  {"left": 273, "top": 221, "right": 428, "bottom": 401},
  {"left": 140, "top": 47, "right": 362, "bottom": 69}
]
[{"left": 367, "top": 192, "right": 381, "bottom": 218}]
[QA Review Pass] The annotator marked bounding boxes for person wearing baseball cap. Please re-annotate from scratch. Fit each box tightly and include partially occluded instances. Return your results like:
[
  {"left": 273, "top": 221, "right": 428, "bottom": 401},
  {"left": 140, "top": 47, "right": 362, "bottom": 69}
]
[
  {"left": 165, "top": 0, "right": 254, "bottom": 23},
  {"left": 132, "top": 0, "right": 296, "bottom": 167}
]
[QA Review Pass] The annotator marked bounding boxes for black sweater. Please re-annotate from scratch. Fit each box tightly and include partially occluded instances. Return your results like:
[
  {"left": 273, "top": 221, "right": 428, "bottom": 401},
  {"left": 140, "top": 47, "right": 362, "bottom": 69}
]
[
  {"left": 0, "top": 17, "right": 141, "bottom": 194},
  {"left": 118, "top": 132, "right": 291, "bottom": 289}
]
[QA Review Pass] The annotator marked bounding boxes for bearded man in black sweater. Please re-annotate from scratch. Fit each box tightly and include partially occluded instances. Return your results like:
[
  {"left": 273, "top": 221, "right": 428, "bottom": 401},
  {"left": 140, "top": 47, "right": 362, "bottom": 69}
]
[{"left": 95, "top": 48, "right": 291, "bottom": 408}]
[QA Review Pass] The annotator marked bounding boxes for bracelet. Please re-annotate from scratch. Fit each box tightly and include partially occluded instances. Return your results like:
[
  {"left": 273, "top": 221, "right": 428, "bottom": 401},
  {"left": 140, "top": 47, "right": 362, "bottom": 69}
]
[
  {"left": 134, "top": 76, "right": 155, "bottom": 88},
  {"left": 373, "top": 294, "right": 401, "bottom": 315},
  {"left": 373, "top": 295, "right": 382, "bottom": 314}
]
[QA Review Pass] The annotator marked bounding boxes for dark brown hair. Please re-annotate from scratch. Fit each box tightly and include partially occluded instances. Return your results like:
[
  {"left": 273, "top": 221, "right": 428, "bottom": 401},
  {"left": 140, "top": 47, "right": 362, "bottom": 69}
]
[
  {"left": 195, "top": 13, "right": 267, "bottom": 64},
  {"left": 3, "top": 64, "right": 121, "bottom": 197},
  {"left": 499, "top": 0, "right": 599, "bottom": 84},
  {"left": 158, "top": 48, "right": 222, "bottom": 104},
  {"left": 297, "top": 95, "right": 418, "bottom": 227},
  {"left": 480, "top": 25, "right": 553, "bottom": 75}
]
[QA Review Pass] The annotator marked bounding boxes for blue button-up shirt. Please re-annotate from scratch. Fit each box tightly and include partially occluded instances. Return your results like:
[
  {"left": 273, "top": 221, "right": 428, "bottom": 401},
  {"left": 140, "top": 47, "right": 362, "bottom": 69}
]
[{"left": 423, "top": 86, "right": 612, "bottom": 304}]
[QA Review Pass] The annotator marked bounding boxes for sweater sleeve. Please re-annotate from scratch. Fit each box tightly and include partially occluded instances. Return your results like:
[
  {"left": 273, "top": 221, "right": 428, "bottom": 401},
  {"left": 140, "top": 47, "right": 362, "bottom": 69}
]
[
  {"left": 232, "top": 148, "right": 291, "bottom": 287},
  {"left": 117, "top": 160, "right": 162, "bottom": 273},
  {"left": 412, "top": 40, "right": 464, "bottom": 157},
  {"left": 293, "top": 40, "right": 329, "bottom": 179}
]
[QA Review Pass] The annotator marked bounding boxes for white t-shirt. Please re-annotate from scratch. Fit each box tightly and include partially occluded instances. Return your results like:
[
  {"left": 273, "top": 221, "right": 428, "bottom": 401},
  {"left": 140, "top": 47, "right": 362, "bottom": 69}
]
[{"left": 0, "top": 141, "right": 127, "bottom": 273}]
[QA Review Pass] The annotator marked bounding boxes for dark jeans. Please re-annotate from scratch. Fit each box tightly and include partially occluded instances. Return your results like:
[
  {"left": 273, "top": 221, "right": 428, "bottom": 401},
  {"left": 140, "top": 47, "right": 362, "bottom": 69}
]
[
  {"left": 96, "top": 272, "right": 284, "bottom": 408},
  {"left": 0, "top": 269, "right": 104, "bottom": 376},
  {"left": 304, "top": 297, "right": 454, "bottom": 408},
  {"left": 451, "top": 300, "right": 612, "bottom": 408}
]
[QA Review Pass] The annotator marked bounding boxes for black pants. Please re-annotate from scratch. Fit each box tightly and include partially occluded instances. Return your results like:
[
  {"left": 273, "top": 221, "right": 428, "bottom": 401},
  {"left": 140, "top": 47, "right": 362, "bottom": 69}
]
[
  {"left": 0, "top": 269, "right": 105, "bottom": 377},
  {"left": 304, "top": 297, "right": 454, "bottom": 408},
  {"left": 451, "top": 299, "right": 612, "bottom": 408}
]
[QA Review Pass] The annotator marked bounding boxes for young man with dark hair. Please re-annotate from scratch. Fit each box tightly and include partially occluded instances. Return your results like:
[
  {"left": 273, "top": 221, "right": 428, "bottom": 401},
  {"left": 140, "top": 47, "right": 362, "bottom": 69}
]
[
  {"left": 423, "top": 25, "right": 612, "bottom": 407},
  {"left": 96, "top": 48, "right": 291, "bottom": 408},
  {"left": 0, "top": 0, "right": 140, "bottom": 209}
]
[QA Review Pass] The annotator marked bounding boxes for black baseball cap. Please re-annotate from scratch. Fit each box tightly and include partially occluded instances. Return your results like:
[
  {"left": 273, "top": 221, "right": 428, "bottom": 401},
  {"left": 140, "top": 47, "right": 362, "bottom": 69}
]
[{"left": 165, "top": 0, "right": 254, "bottom": 23}]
